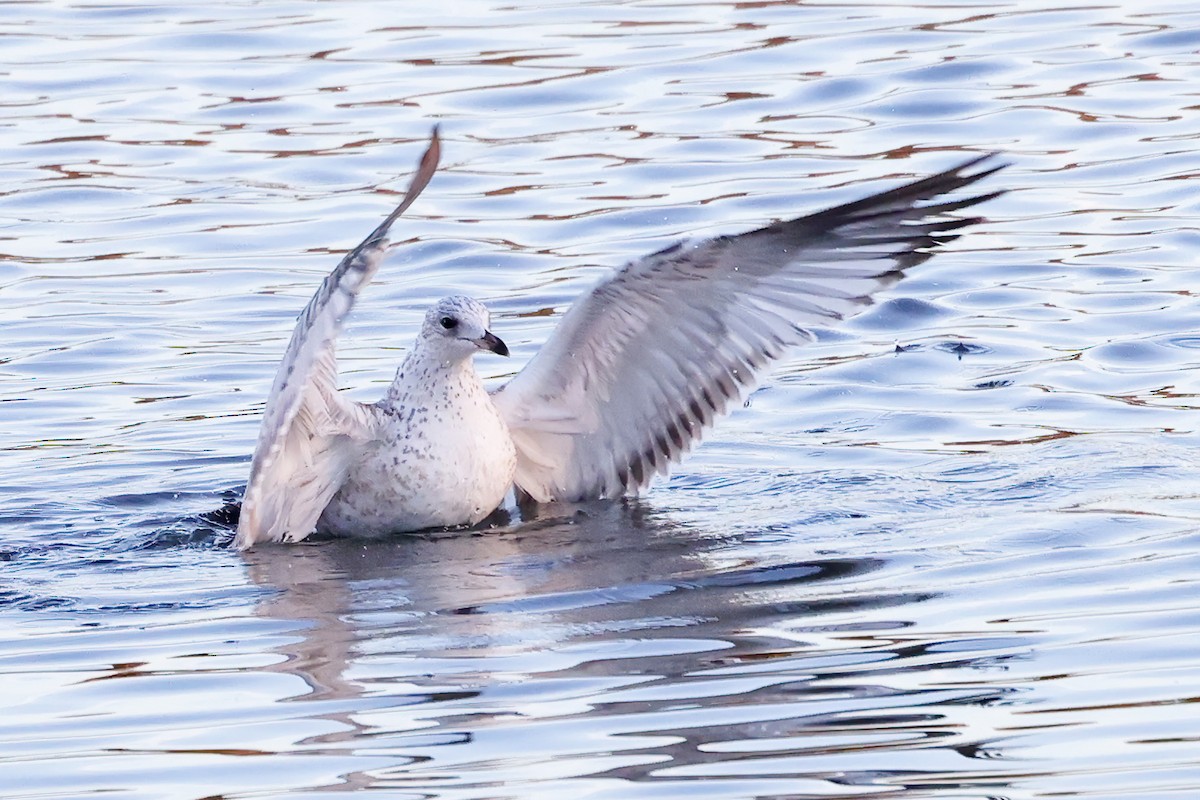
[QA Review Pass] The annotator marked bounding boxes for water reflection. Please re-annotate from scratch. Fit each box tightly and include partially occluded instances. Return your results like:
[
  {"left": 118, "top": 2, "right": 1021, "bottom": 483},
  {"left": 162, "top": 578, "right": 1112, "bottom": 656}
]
[
  {"left": 242, "top": 503, "right": 727, "bottom": 697},
  {"left": 240, "top": 505, "right": 1042, "bottom": 795}
]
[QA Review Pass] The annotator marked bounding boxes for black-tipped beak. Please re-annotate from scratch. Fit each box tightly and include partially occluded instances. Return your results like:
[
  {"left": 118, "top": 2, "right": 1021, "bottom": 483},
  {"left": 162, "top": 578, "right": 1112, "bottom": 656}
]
[{"left": 477, "top": 330, "right": 509, "bottom": 357}]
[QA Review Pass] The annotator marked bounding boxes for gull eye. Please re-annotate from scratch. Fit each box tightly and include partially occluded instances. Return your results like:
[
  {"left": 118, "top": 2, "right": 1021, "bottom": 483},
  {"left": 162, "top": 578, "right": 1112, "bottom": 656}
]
[{"left": 440, "top": 316, "right": 457, "bottom": 330}]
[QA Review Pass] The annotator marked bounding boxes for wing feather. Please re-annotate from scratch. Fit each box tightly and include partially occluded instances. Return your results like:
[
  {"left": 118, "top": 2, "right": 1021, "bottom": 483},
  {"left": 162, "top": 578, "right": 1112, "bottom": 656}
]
[
  {"left": 492, "top": 155, "right": 1006, "bottom": 502},
  {"left": 235, "top": 129, "right": 441, "bottom": 549}
]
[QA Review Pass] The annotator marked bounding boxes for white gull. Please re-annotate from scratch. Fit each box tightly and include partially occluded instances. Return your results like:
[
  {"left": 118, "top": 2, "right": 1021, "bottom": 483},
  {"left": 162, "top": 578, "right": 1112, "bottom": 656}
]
[{"left": 235, "top": 128, "right": 1003, "bottom": 549}]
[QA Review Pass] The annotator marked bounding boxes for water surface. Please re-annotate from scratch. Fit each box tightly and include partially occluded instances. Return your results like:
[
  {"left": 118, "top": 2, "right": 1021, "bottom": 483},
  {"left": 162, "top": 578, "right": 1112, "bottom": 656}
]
[{"left": 2, "top": 2, "right": 1199, "bottom": 798}]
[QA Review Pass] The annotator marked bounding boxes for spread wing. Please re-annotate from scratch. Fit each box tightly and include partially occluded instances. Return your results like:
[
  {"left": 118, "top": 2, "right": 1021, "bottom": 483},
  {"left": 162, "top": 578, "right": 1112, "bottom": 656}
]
[
  {"left": 235, "top": 129, "right": 441, "bottom": 549},
  {"left": 491, "top": 155, "right": 1005, "bottom": 503}
]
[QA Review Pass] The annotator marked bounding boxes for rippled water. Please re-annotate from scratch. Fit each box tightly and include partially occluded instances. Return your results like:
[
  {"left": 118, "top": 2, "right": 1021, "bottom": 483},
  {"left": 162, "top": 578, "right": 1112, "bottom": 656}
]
[{"left": 3, "top": 1, "right": 1200, "bottom": 798}]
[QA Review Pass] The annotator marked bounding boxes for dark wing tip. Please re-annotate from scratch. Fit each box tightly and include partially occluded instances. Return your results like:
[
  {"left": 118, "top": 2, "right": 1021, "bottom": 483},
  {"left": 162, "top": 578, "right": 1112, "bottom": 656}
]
[
  {"left": 756, "top": 151, "right": 1008, "bottom": 241},
  {"left": 953, "top": 154, "right": 1010, "bottom": 195},
  {"left": 345, "top": 126, "right": 443, "bottom": 258},
  {"left": 903, "top": 152, "right": 1010, "bottom": 203}
]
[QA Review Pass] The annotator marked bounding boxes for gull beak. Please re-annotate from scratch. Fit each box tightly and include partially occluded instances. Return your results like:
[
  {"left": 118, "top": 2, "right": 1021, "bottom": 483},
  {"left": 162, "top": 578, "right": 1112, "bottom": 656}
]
[{"left": 476, "top": 330, "right": 509, "bottom": 357}]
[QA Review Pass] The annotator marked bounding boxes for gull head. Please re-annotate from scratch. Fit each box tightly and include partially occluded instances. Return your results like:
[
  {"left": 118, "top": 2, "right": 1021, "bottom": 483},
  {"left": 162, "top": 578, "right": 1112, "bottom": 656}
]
[{"left": 419, "top": 295, "right": 509, "bottom": 362}]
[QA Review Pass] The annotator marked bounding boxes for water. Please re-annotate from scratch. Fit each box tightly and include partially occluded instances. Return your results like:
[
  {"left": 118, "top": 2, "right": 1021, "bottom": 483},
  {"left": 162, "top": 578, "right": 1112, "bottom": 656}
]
[{"left": 2, "top": 1, "right": 1199, "bottom": 797}]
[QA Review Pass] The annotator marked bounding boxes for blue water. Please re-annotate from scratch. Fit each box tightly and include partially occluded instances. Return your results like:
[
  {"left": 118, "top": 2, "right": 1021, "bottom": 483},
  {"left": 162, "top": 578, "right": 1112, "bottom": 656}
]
[{"left": 2, "top": 2, "right": 1199, "bottom": 798}]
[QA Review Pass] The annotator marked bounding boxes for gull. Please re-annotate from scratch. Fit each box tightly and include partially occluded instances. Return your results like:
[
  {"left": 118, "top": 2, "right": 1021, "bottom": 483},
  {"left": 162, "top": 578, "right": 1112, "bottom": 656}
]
[{"left": 235, "top": 128, "right": 1004, "bottom": 549}]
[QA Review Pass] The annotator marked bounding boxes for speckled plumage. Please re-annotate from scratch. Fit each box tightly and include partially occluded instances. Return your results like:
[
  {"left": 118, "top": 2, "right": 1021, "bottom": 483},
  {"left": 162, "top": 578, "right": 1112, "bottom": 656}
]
[
  {"left": 317, "top": 298, "right": 516, "bottom": 537},
  {"left": 235, "top": 129, "right": 1004, "bottom": 549}
]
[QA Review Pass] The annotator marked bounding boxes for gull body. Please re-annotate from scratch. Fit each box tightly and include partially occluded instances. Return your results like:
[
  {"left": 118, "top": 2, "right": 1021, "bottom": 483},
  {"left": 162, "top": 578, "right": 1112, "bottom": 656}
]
[
  {"left": 317, "top": 297, "right": 516, "bottom": 537},
  {"left": 234, "top": 129, "right": 1004, "bottom": 549}
]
